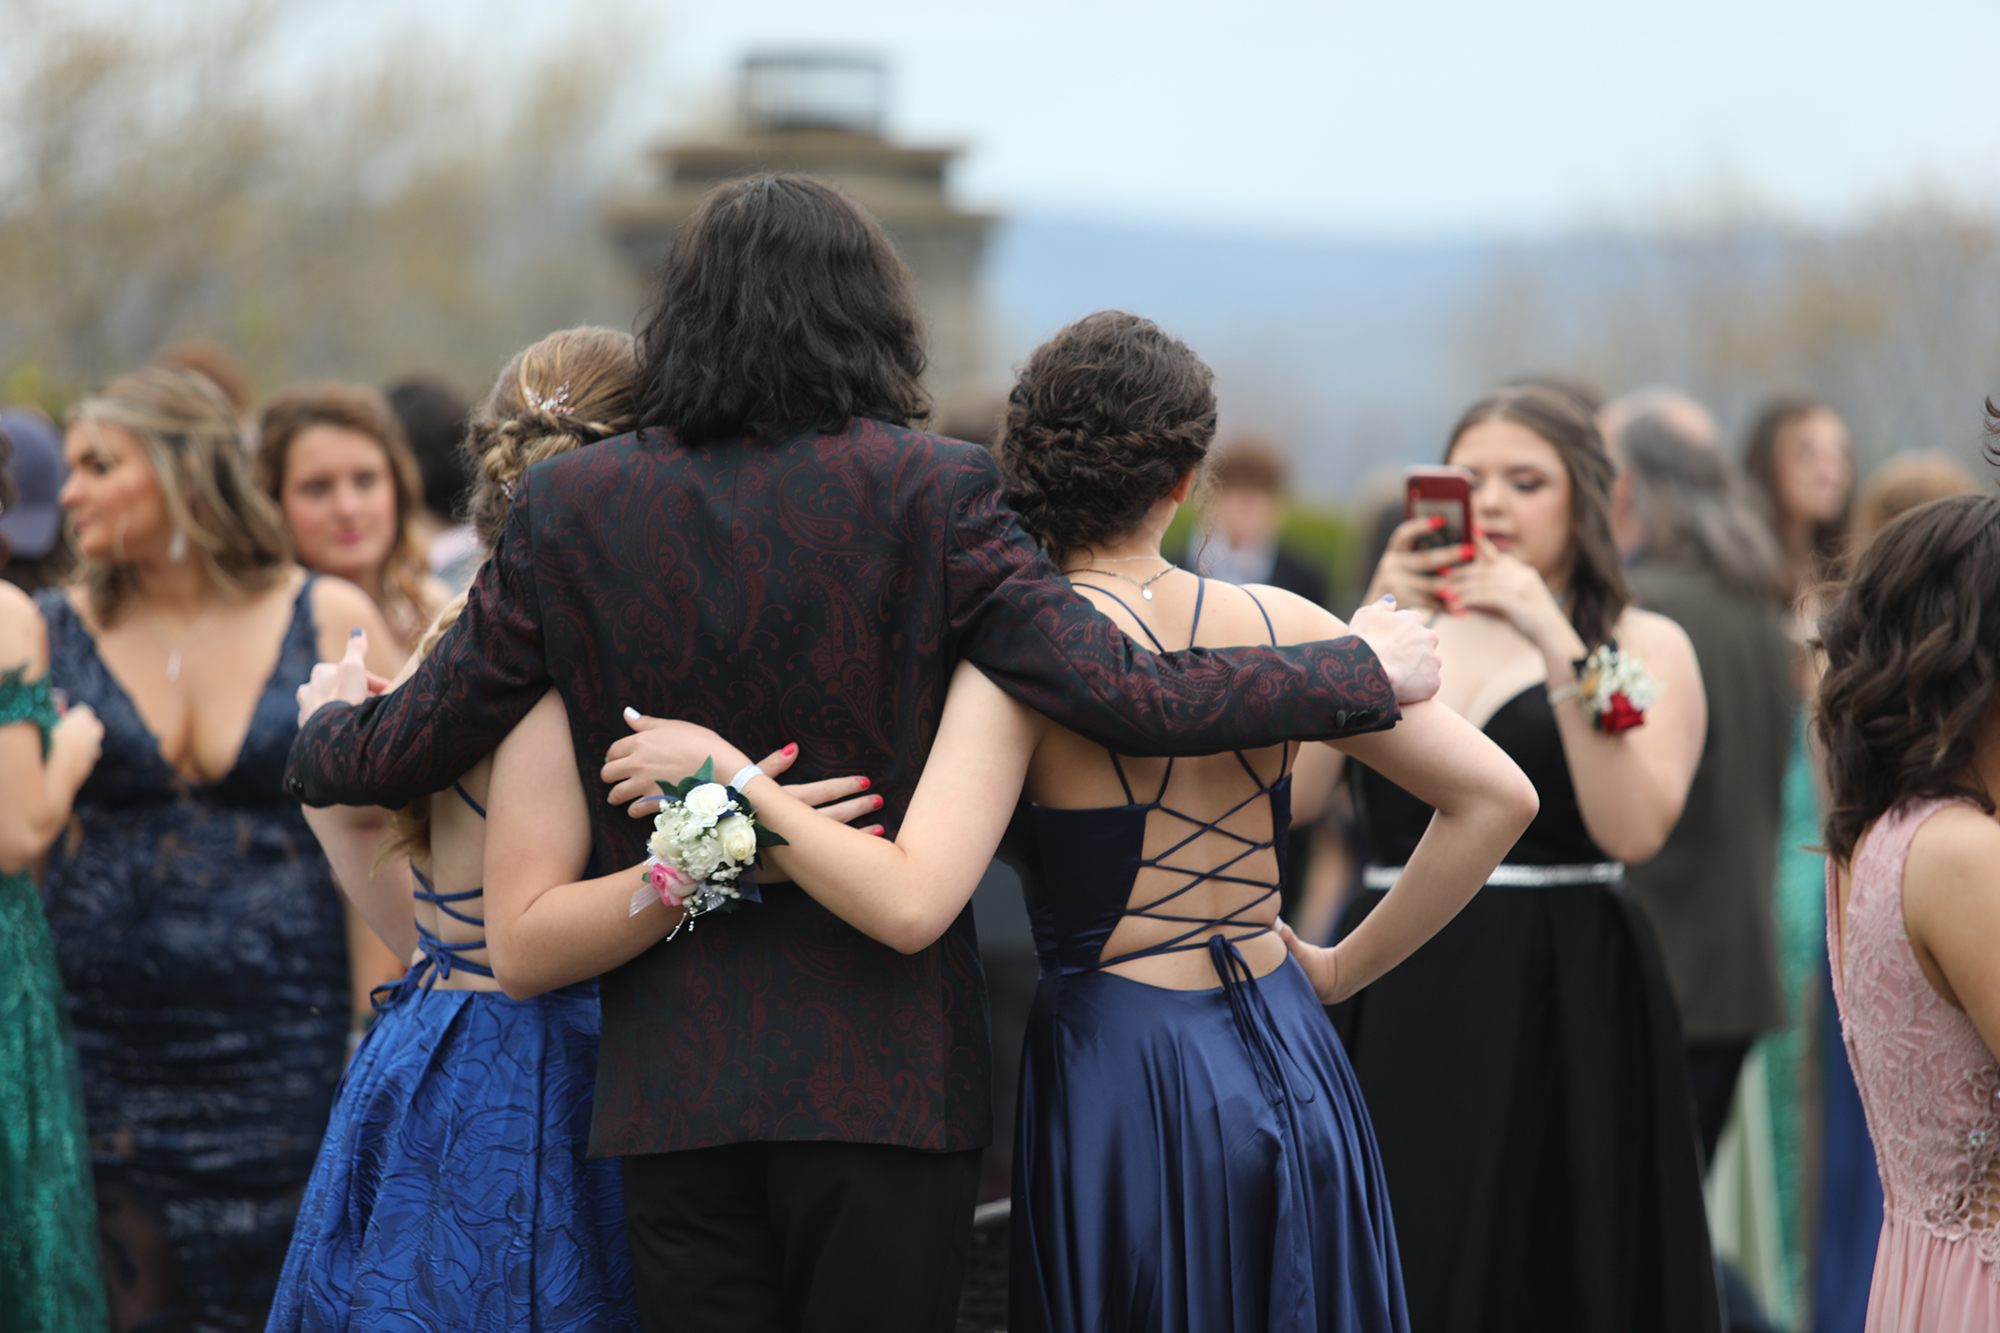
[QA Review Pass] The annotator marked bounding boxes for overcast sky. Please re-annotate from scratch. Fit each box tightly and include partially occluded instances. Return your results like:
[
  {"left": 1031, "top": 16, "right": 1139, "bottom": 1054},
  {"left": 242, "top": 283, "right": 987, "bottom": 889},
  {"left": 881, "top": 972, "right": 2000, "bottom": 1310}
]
[
  {"left": 623, "top": 0, "right": 1999, "bottom": 239},
  {"left": 73, "top": 0, "right": 2000, "bottom": 240}
]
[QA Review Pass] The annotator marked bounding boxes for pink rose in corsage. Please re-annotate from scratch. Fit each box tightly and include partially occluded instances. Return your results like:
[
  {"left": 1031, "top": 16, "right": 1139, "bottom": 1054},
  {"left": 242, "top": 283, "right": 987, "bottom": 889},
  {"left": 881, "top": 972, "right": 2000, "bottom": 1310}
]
[
  {"left": 646, "top": 860, "right": 695, "bottom": 910},
  {"left": 626, "top": 757, "right": 786, "bottom": 938},
  {"left": 1573, "top": 641, "right": 1658, "bottom": 735}
]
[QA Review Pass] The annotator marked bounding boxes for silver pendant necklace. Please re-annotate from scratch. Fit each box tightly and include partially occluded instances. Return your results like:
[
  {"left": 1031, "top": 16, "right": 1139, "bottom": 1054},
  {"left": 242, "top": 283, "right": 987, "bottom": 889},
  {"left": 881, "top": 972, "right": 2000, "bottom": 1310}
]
[
  {"left": 1065, "top": 562, "right": 1177, "bottom": 601},
  {"left": 144, "top": 601, "right": 220, "bottom": 683}
]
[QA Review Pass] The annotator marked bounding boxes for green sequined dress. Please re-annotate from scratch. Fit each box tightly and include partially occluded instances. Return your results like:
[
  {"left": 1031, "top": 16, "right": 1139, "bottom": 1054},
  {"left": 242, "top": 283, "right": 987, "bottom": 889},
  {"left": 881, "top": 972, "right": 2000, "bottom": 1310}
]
[{"left": 0, "top": 666, "right": 108, "bottom": 1332}]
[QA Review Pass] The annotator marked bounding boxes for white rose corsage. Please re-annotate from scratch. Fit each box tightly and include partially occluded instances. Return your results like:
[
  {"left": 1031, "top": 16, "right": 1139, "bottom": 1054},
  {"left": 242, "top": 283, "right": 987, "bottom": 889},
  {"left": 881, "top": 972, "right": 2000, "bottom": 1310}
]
[{"left": 626, "top": 757, "right": 786, "bottom": 933}]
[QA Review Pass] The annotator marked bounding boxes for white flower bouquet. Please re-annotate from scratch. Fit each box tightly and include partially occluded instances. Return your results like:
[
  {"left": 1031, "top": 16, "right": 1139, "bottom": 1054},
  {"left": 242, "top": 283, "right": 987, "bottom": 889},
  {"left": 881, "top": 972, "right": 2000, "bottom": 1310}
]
[{"left": 627, "top": 758, "right": 785, "bottom": 930}]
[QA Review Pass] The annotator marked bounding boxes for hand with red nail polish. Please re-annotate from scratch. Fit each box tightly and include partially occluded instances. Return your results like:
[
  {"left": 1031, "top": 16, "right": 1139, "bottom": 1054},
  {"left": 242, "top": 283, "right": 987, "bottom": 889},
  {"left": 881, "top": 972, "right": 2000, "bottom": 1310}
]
[{"left": 1363, "top": 512, "right": 1474, "bottom": 616}]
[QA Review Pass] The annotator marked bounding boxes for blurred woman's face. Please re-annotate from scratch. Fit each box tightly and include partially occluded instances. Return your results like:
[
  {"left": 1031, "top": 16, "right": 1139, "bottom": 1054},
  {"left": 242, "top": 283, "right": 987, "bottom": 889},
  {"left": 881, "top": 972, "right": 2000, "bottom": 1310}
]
[
  {"left": 280, "top": 425, "right": 398, "bottom": 585},
  {"left": 1774, "top": 409, "right": 1852, "bottom": 526},
  {"left": 59, "top": 421, "right": 171, "bottom": 563},
  {"left": 1449, "top": 418, "right": 1576, "bottom": 589}
]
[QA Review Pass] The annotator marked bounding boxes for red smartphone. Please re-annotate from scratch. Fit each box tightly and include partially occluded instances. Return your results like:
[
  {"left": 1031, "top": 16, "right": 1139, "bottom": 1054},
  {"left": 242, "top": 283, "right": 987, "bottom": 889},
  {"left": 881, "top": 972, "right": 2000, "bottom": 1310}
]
[{"left": 1405, "top": 466, "right": 1473, "bottom": 552}]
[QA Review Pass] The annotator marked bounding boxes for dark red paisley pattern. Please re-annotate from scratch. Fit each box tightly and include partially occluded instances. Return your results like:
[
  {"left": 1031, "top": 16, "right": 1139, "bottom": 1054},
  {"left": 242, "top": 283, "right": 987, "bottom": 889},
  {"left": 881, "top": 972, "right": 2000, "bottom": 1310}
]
[{"left": 284, "top": 420, "right": 1398, "bottom": 1156}]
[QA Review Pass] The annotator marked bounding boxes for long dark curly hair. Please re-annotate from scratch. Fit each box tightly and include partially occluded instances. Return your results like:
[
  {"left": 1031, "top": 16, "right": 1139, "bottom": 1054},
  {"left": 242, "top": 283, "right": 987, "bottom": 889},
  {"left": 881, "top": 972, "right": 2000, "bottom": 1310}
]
[
  {"left": 1816, "top": 493, "right": 2000, "bottom": 863},
  {"left": 998, "top": 311, "right": 1216, "bottom": 559},
  {"left": 634, "top": 174, "right": 930, "bottom": 445}
]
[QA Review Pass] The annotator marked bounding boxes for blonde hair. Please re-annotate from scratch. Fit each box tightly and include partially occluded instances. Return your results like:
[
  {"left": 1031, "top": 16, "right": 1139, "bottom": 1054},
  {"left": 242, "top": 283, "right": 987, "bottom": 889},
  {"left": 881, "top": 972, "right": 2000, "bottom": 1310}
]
[
  {"left": 464, "top": 327, "right": 640, "bottom": 548},
  {"left": 254, "top": 382, "right": 438, "bottom": 644},
  {"left": 377, "top": 327, "right": 637, "bottom": 867},
  {"left": 69, "top": 366, "right": 291, "bottom": 624}
]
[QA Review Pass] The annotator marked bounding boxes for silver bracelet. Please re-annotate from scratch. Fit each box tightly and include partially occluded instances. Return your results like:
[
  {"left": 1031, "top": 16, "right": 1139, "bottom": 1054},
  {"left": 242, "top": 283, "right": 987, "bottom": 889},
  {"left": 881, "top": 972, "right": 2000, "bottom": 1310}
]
[
  {"left": 729, "top": 762, "right": 765, "bottom": 792},
  {"left": 1546, "top": 682, "right": 1580, "bottom": 706}
]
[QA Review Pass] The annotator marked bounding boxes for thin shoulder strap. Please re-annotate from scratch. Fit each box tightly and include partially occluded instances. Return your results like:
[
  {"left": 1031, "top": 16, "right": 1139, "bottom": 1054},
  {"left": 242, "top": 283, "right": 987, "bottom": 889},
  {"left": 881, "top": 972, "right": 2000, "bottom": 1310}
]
[
  {"left": 1187, "top": 577, "right": 1208, "bottom": 650},
  {"left": 452, "top": 780, "right": 487, "bottom": 819},
  {"left": 1237, "top": 584, "right": 1279, "bottom": 647},
  {"left": 1071, "top": 582, "right": 1170, "bottom": 654}
]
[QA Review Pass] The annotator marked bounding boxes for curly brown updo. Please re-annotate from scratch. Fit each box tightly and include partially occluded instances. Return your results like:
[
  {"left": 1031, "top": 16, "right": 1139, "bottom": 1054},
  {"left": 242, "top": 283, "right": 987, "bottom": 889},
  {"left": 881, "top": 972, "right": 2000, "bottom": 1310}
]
[
  {"left": 462, "top": 326, "right": 640, "bottom": 548},
  {"left": 1815, "top": 493, "right": 2000, "bottom": 864},
  {"left": 998, "top": 312, "right": 1216, "bottom": 559}
]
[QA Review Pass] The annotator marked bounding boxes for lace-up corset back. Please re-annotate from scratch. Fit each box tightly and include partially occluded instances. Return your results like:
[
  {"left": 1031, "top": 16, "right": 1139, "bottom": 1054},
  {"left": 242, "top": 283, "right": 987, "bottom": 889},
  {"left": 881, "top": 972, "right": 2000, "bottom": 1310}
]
[
  {"left": 1015, "top": 580, "right": 1291, "bottom": 979},
  {"left": 1830, "top": 797, "right": 2000, "bottom": 1254},
  {"left": 409, "top": 780, "right": 493, "bottom": 984}
]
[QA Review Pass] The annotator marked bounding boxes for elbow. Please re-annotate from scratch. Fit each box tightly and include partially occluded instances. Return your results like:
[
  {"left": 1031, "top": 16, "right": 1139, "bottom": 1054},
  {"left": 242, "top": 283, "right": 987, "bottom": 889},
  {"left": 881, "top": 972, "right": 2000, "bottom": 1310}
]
[
  {"left": 1505, "top": 772, "right": 1541, "bottom": 836},
  {"left": 1600, "top": 823, "right": 1672, "bottom": 867},
  {"left": 1596, "top": 802, "right": 1681, "bottom": 866},
  {"left": 0, "top": 838, "right": 34, "bottom": 876},
  {"left": 486, "top": 929, "right": 550, "bottom": 1002},
  {"left": 0, "top": 818, "right": 54, "bottom": 875},
  {"left": 882, "top": 906, "right": 950, "bottom": 956}
]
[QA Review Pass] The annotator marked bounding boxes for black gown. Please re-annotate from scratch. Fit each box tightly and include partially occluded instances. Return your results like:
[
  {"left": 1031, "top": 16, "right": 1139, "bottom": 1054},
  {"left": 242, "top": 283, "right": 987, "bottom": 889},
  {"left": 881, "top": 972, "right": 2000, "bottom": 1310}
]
[{"left": 1330, "top": 685, "right": 1720, "bottom": 1333}]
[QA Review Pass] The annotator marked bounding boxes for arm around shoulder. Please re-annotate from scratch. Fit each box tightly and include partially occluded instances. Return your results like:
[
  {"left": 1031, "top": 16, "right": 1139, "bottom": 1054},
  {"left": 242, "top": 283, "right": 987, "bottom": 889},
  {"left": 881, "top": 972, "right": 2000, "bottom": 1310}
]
[{"left": 941, "top": 460, "right": 1400, "bottom": 754}]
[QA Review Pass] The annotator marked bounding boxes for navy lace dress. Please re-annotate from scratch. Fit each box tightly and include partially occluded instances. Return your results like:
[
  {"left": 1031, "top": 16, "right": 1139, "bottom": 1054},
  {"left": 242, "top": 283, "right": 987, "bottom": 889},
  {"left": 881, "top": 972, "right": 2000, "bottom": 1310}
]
[
  {"left": 36, "top": 580, "right": 351, "bottom": 1331},
  {"left": 998, "top": 582, "right": 1408, "bottom": 1333},
  {"left": 268, "top": 782, "right": 637, "bottom": 1332}
]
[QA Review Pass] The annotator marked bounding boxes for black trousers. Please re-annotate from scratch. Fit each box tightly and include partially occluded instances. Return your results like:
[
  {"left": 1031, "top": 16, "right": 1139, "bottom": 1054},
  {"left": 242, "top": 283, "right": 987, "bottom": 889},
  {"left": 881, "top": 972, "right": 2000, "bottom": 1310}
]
[{"left": 622, "top": 1140, "right": 984, "bottom": 1333}]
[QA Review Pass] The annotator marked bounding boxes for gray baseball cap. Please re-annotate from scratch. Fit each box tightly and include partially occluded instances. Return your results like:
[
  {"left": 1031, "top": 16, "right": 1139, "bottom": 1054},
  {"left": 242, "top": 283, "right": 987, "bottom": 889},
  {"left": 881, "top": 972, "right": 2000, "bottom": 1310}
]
[{"left": 0, "top": 409, "right": 66, "bottom": 560}]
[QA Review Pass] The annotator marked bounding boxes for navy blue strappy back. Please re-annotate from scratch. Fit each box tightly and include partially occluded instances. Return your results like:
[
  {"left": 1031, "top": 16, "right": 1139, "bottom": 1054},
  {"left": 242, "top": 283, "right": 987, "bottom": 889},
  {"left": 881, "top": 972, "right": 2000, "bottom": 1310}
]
[
  {"left": 1004, "top": 578, "right": 1307, "bottom": 1102},
  {"left": 378, "top": 780, "right": 493, "bottom": 1007}
]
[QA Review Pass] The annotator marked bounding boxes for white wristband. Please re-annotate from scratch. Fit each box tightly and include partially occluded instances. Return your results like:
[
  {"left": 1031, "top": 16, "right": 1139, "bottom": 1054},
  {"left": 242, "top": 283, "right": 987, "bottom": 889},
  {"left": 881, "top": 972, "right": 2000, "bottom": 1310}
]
[{"left": 729, "top": 762, "right": 765, "bottom": 792}]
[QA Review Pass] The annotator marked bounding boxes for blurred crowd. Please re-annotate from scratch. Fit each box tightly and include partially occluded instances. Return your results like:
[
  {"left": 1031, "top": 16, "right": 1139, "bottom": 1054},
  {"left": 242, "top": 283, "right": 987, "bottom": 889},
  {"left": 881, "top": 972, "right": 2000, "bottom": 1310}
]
[{"left": 0, "top": 309, "right": 1990, "bottom": 1333}]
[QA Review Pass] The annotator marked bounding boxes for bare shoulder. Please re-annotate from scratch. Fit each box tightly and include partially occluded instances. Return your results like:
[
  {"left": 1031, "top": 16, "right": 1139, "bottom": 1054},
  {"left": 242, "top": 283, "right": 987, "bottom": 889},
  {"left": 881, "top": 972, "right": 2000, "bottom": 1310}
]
[
  {"left": 1617, "top": 607, "right": 1698, "bottom": 672},
  {"left": 306, "top": 571, "right": 375, "bottom": 628},
  {"left": 1906, "top": 804, "right": 2000, "bottom": 896},
  {"left": 0, "top": 582, "right": 49, "bottom": 674},
  {"left": 1236, "top": 582, "right": 1348, "bottom": 646}
]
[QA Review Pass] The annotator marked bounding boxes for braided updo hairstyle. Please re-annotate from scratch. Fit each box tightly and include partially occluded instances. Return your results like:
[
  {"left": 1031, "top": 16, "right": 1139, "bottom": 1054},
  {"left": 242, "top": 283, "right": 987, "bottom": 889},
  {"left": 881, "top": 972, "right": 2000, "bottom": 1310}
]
[
  {"left": 379, "top": 326, "right": 638, "bottom": 870},
  {"left": 998, "top": 311, "right": 1217, "bottom": 559},
  {"left": 463, "top": 326, "right": 641, "bottom": 548}
]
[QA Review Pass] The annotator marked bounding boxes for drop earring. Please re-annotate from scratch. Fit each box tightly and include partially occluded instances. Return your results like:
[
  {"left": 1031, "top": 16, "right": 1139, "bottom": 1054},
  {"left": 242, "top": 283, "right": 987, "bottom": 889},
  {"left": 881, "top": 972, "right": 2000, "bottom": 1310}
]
[{"left": 167, "top": 528, "right": 188, "bottom": 563}]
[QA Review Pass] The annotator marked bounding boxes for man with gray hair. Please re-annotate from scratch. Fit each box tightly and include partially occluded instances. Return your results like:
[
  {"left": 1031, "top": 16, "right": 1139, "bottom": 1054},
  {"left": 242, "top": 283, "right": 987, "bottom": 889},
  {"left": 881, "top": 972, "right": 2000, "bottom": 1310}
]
[{"left": 1605, "top": 404, "right": 1793, "bottom": 1172}]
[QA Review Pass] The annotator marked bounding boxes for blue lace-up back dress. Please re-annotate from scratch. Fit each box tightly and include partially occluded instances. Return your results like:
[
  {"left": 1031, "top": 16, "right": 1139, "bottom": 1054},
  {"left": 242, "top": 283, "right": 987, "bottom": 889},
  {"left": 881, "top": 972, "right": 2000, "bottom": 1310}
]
[
  {"left": 998, "top": 580, "right": 1409, "bottom": 1333},
  {"left": 268, "top": 779, "right": 637, "bottom": 1332}
]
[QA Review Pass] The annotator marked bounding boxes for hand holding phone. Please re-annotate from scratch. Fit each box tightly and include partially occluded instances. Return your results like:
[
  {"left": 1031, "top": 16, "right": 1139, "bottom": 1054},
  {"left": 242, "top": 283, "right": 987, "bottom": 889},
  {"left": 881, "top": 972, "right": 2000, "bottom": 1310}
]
[{"left": 1405, "top": 466, "right": 1473, "bottom": 552}]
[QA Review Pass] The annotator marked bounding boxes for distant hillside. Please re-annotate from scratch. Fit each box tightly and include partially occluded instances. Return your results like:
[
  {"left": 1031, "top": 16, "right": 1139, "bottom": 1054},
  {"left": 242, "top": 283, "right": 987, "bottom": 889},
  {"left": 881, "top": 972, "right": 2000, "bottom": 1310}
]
[
  {"left": 981, "top": 215, "right": 1505, "bottom": 497},
  {"left": 980, "top": 213, "right": 2000, "bottom": 498}
]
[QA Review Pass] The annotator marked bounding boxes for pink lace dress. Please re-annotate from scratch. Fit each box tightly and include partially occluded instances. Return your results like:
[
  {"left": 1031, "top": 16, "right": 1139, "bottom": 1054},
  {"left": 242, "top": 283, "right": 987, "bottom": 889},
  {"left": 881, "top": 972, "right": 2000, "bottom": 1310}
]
[{"left": 1828, "top": 797, "right": 2000, "bottom": 1331}]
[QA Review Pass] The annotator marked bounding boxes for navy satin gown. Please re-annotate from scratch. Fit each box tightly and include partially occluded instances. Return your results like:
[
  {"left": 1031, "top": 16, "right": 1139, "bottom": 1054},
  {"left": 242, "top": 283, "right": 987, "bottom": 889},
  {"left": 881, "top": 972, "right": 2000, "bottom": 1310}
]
[
  {"left": 38, "top": 580, "right": 351, "bottom": 1329},
  {"left": 998, "top": 582, "right": 1409, "bottom": 1333}
]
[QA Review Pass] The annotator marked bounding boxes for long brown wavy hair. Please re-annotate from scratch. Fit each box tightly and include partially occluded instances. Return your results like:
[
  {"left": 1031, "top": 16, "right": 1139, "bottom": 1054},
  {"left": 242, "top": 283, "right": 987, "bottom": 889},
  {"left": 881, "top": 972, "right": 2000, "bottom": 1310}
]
[
  {"left": 1445, "top": 384, "right": 1631, "bottom": 651},
  {"left": 1815, "top": 493, "right": 2000, "bottom": 864},
  {"left": 255, "top": 383, "right": 436, "bottom": 643}
]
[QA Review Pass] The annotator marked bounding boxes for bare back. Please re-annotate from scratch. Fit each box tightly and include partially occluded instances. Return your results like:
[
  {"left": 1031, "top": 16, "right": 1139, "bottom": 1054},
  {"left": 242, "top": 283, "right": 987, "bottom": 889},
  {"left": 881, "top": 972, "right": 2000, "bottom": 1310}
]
[
  {"left": 404, "top": 756, "right": 501, "bottom": 991},
  {"left": 1024, "top": 574, "right": 1299, "bottom": 988}
]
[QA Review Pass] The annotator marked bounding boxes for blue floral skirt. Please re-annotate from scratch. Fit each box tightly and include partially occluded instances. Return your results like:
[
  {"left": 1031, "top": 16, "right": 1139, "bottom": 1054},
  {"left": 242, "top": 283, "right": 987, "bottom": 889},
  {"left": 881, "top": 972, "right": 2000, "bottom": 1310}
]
[{"left": 268, "top": 975, "right": 637, "bottom": 1331}]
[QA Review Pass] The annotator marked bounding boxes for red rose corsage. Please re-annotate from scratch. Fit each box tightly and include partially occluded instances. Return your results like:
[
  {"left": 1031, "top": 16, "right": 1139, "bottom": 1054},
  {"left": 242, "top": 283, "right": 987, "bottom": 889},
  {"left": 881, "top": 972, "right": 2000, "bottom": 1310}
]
[{"left": 1549, "top": 641, "right": 1658, "bottom": 735}]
